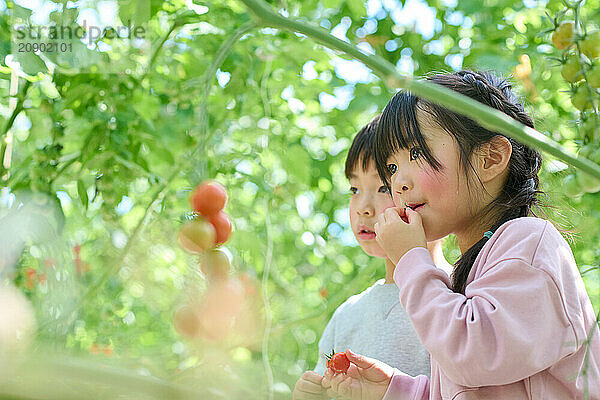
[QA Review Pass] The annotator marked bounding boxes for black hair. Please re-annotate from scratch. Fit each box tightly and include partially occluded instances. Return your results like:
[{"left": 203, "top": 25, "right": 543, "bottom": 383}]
[
  {"left": 374, "top": 70, "right": 544, "bottom": 294},
  {"left": 345, "top": 114, "right": 382, "bottom": 179}
]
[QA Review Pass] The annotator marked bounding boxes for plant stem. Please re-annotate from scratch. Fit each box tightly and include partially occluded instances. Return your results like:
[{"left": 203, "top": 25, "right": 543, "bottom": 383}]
[
  {"left": 238, "top": 0, "right": 600, "bottom": 180},
  {"left": 0, "top": 80, "right": 31, "bottom": 180},
  {"left": 261, "top": 197, "right": 275, "bottom": 400}
]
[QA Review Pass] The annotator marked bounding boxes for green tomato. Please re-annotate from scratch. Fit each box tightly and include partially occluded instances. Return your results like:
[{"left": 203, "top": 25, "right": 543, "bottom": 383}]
[
  {"left": 561, "top": 56, "right": 583, "bottom": 83},
  {"left": 591, "top": 148, "right": 600, "bottom": 165},
  {"left": 587, "top": 68, "right": 600, "bottom": 89},
  {"left": 581, "top": 31, "right": 600, "bottom": 60},
  {"left": 563, "top": 174, "right": 583, "bottom": 198},
  {"left": 577, "top": 171, "right": 600, "bottom": 193},
  {"left": 571, "top": 86, "right": 593, "bottom": 111},
  {"left": 552, "top": 22, "right": 574, "bottom": 50},
  {"left": 579, "top": 144, "right": 596, "bottom": 159}
]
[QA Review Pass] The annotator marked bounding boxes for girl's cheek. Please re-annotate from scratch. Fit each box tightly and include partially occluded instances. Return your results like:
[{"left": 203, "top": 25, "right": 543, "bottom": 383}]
[{"left": 419, "top": 169, "right": 447, "bottom": 196}]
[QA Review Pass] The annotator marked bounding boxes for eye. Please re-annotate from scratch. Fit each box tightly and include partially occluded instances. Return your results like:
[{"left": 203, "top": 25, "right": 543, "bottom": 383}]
[
  {"left": 409, "top": 147, "right": 423, "bottom": 161},
  {"left": 349, "top": 186, "right": 358, "bottom": 194},
  {"left": 387, "top": 164, "right": 397, "bottom": 174},
  {"left": 378, "top": 185, "right": 390, "bottom": 194}
]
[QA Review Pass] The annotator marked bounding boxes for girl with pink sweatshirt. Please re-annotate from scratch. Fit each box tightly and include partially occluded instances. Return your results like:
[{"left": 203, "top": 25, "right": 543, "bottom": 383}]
[{"left": 321, "top": 70, "right": 600, "bottom": 399}]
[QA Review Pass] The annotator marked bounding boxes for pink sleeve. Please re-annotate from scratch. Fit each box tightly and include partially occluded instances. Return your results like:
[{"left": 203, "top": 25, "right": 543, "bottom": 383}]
[
  {"left": 382, "top": 369, "right": 429, "bottom": 400},
  {"left": 394, "top": 246, "right": 577, "bottom": 387}
]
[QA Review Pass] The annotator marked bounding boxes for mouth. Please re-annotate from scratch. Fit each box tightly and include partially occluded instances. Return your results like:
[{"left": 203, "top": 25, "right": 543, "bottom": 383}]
[
  {"left": 406, "top": 203, "right": 425, "bottom": 211},
  {"left": 357, "top": 228, "right": 376, "bottom": 240}
]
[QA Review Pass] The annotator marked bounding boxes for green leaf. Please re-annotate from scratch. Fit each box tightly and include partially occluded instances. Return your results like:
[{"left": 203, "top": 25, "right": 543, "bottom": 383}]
[
  {"left": 77, "top": 179, "right": 89, "bottom": 211},
  {"left": 14, "top": 51, "right": 47, "bottom": 75}
]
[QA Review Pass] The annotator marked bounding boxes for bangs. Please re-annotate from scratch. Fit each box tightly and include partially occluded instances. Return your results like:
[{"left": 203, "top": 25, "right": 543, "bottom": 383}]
[
  {"left": 345, "top": 115, "right": 380, "bottom": 179},
  {"left": 374, "top": 91, "right": 441, "bottom": 187}
]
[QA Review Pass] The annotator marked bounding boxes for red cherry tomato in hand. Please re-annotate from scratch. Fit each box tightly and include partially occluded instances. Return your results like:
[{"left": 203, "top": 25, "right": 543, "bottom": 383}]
[{"left": 325, "top": 350, "right": 350, "bottom": 374}]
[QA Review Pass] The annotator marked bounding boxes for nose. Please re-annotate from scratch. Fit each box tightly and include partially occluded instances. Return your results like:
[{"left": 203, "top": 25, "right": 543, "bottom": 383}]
[
  {"left": 356, "top": 197, "right": 375, "bottom": 216},
  {"left": 392, "top": 172, "right": 411, "bottom": 194}
]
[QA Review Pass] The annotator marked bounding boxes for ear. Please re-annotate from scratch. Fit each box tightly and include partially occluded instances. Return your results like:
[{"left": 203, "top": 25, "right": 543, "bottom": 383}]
[{"left": 477, "top": 136, "right": 512, "bottom": 183}]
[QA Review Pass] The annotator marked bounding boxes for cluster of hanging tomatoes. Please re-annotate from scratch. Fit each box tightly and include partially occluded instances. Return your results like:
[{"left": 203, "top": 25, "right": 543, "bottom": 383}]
[{"left": 173, "top": 181, "right": 262, "bottom": 346}]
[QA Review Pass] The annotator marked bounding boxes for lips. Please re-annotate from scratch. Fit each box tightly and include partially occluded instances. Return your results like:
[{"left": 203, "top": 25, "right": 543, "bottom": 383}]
[
  {"left": 357, "top": 225, "right": 376, "bottom": 240},
  {"left": 406, "top": 203, "right": 425, "bottom": 211}
]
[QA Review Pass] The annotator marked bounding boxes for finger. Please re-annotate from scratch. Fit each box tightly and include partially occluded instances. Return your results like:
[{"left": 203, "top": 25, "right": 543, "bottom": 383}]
[
  {"left": 374, "top": 221, "right": 380, "bottom": 236},
  {"left": 295, "top": 379, "right": 326, "bottom": 394},
  {"left": 326, "top": 388, "right": 338, "bottom": 398},
  {"left": 293, "top": 389, "right": 327, "bottom": 400},
  {"left": 347, "top": 349, "right": 395, "bottom": 382},
  {"left": 346, "top": 363, "right": 361, "bottom": 380},
  {"left": 322, "top": 369, "right": 333, "bottom": 388},
  {"left": 345, "top": 349, "right": 379, "bottom": 370},
  {"left": 384, "top": 207, "right": 401, "bottom": 220},
  {"left": 329, "top": 372, "right": 346, "bottom": 392},
  {"left": 350, "top": 380, "right": 363, "bottom": 400},
  {"left": 302, "top": 371, "right": 324, "bottom": 385},
  {"left": 405, "top": 206, "right": 422, "bottom": 225},
  {"left": 377, "top": 211, "right": 386, "bottom": 226},
  {"left": 337, "top": 376, "right": 353, "bottom": 398}
]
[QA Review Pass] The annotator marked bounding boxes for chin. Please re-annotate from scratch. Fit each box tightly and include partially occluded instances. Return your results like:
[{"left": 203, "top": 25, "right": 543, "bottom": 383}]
[{"left": 362, "top": 246, "right": 387, "bottom": 259}]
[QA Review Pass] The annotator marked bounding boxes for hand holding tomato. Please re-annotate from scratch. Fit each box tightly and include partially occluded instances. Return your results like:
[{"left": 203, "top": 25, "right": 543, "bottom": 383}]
[
  {"left": 321, "top": 349, "right": 394, "bottom": 400},
  {"left": 374, "top": 207, "right": 426, "bottom": 266}
]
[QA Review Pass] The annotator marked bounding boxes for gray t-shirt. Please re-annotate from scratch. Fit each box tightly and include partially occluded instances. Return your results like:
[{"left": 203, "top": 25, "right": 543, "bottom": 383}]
[{"left": 314, "top": 279, "right": 430, "bottom": 377}]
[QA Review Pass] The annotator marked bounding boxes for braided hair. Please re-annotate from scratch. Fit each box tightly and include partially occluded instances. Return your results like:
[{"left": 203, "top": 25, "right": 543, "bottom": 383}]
[{"left": 374, "top": 70, "right": 544, "bottom": 294}]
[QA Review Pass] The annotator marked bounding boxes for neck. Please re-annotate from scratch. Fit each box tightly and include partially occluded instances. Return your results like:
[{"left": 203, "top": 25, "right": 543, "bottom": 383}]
[
  {"left": 454, "top": 212, "right": 496, "bottom": 254},
  {"left": 384, "top": 258, "right": 395, "bottom": 283}
]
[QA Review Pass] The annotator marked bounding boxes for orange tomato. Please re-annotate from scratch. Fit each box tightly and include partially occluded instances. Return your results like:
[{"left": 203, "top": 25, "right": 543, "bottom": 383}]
[{"left": 190, "top": 181, "right": 227, "bottom": 218}]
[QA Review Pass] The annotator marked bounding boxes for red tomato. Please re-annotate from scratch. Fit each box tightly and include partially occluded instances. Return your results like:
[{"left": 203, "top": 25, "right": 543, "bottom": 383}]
[
  {"left": 209, "top": 211, "right": 232, "bottom": 245},
  {"left": 319, "top": 287, "right": 329, "bottom": 299},
  {"left": 325, "top": 350, "right": 350, "bottom": 374},
  {"left": 178, "top": 219, "right": 216, "bottom": 254},
  {"left": 190, "top": 181, "right": 227, "bottom": 218}
]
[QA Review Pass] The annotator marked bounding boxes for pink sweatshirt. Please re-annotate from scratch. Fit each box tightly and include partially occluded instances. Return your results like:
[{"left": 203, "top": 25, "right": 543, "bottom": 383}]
[{"left": 383, "top": 217, "right": 600, "bottom": 400}]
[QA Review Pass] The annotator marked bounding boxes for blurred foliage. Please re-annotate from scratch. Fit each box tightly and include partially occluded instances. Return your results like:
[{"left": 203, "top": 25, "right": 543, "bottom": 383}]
[{"left": 0, "top": 0, "right": 599, "bottom": 398}]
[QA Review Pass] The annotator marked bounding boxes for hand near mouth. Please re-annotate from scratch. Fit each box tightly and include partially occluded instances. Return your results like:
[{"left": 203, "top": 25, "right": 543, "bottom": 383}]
[{"left": 373, "top": 206, "right": 427, "bottom": 265}]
